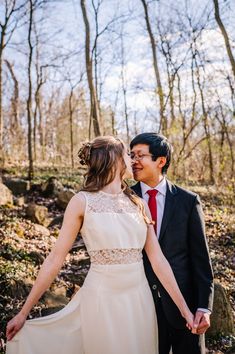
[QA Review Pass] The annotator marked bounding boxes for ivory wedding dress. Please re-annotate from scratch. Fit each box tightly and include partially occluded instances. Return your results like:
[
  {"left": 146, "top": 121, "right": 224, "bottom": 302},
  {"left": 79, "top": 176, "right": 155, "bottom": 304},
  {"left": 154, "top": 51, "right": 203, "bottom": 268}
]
[{"left": 6, "top": 191, "right": 158, "bottom": 354}]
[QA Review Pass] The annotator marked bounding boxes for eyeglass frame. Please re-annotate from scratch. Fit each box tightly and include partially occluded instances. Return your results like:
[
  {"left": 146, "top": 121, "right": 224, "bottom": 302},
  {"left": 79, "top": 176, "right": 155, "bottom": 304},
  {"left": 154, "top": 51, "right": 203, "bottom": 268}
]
[{"left": 129, "top": 153, "right": 156, "bottom": 162}]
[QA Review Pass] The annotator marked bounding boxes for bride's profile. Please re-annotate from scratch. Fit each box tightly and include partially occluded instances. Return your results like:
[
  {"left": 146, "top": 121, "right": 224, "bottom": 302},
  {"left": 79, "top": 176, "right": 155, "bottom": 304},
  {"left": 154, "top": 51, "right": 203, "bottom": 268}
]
[{"left": 6, "top": 136, "right": 194, "bottom": 354}]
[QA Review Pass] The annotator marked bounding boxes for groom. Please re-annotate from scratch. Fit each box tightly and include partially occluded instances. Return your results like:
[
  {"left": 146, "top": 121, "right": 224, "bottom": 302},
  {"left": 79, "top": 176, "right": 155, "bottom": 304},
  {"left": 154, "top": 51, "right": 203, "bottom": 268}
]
[{"left": 130, "top": 133, "right": 214, "bottom": 354}]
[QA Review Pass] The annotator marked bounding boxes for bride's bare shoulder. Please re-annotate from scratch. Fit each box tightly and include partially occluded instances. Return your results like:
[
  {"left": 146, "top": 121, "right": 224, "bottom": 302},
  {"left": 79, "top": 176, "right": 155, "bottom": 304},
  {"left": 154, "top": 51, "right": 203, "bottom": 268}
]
[{"left": 65, "top": 191, "right": 86, "bottom": 217}]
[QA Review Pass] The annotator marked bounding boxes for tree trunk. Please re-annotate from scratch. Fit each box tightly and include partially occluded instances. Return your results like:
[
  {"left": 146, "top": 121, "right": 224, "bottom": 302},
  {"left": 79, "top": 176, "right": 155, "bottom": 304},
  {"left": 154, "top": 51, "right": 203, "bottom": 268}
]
[
  {"left": 27, "top": 0, "right": 34, "bottom": 180},
  {"left": 213, "top": 0, "right": 235, "bottom": 79},
  {"left": 0, "top": 27, "right": 5, "bottom": 163},
  {"left": 195, "top": 58, "right": 214, "bottom": 184},
  {"left": 80, "top": 0, "right": 101, "bottom": 137},
  {"left": 140, "top": 0, "right": 166, "bottom": 134},
  {"left": 69, "top": 88, "right": 74, "bottom": 169},
  {"left": 0, "top": 0, "right": 25, "bottom": 163},
  {"left": 5, "top": 60, "right": 19, "bottom": 131},
  {"left": 120, "top": 33, "right": 130, "bottom": 144}
]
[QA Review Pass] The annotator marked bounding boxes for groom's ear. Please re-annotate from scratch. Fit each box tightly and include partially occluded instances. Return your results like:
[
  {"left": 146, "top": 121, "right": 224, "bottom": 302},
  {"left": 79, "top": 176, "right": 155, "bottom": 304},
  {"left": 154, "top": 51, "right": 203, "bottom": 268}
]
[{"left": 157, "top": 157, "right": 167, "bottom": 169}]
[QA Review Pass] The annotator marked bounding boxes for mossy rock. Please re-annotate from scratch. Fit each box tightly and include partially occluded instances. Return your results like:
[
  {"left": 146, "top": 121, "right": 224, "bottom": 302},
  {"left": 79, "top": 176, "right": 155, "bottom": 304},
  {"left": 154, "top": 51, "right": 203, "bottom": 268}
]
[{"left": 208, "top": 282, "right": 235, "bottom": 337}]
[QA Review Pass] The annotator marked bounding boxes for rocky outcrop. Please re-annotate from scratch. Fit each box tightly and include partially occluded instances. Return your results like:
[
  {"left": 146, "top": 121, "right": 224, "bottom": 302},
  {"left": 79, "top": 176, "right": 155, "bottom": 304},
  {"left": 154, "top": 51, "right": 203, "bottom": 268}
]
[
  {"left": 26, "top": 203, "right": 49, "bottom": 226},
  {"left": 33, "top": 224, "right": 50, "bottom": 237},
  {"left": 14, "top": 196, "right": 25, "bottom": 206},
  {"left": 0, "top": 183, "right": 13, "bottom": 205},
  {"left": 41, "top": 177, "right": 64, "bottom": 197},
  {"left": 56, "top": 189, "right": 76, "bottom": 209},
  {"left": 208, "top": 282, "right": 235, "bottom": 337},
  {"left": 4, "top": 178, "right": 30, "bottom": 195}
]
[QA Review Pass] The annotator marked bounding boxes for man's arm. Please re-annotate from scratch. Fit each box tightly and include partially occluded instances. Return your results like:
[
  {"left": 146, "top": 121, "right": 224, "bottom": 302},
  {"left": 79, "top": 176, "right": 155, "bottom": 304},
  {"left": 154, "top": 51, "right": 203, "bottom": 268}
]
[
  {"left": 188, "top": 194, "right": 214, "bottom": 310},
  {"left": 188, "top": 194, "right": 214, "bottom": 333}
]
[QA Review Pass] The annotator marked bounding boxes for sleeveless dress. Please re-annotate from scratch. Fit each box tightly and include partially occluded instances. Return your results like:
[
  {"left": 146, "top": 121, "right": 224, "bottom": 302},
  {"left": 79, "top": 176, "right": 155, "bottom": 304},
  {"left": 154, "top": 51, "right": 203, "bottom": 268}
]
[{"left": 6, "top": 191, "right": 158, "bottom": 354}]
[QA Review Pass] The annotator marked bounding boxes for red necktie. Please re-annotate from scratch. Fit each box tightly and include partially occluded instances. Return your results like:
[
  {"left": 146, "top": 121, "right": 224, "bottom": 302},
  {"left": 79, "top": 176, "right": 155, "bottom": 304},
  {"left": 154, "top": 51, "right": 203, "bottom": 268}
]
[{"left": 147, "top": 189, "right": 158, "bottom": 232}]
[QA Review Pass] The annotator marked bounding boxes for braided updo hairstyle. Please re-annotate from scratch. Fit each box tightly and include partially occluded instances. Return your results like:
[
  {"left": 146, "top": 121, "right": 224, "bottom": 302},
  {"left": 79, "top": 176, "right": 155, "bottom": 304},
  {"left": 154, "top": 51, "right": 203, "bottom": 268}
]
[{"left": 78, "top": 136, "right": 150, "bottom": 225}]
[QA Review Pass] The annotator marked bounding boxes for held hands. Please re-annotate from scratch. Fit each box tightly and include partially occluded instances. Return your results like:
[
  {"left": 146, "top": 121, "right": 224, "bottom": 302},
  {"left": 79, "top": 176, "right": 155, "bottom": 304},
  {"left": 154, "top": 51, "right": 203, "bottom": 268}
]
[
  {"left": 6, "top": 312, "right": 27, "bottom": 341},
  {"left": 193, "top": 310, "right": 211, "bottom": 335},
  {"left": 186, "top": 310, "right": 211, "bottom": 335},
  {"left": 183, "top": 310, "right": 194, "bottom": 332}
]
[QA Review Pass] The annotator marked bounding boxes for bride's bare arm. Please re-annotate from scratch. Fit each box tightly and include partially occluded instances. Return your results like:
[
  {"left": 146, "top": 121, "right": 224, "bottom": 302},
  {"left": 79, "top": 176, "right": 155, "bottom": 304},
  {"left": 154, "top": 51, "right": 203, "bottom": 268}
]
[
  {"left": 143, "top": 201, "right": 195, "bottom": 330},
  {"left": 6, "top": 193, "right": 85, "bottom": 340}
]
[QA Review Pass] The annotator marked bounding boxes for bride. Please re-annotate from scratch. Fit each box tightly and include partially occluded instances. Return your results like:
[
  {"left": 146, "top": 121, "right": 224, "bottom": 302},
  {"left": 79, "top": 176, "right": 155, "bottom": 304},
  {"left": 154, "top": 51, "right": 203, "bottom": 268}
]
[{"left": 6, "top": 136, "right": 194, "bottom": 354}]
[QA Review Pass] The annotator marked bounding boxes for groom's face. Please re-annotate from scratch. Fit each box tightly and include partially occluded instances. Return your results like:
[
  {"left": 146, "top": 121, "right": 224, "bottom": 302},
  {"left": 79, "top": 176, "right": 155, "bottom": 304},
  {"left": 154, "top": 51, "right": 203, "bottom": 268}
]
[{"left": 131, "top": 144, "right": 159, "bottom": 184}]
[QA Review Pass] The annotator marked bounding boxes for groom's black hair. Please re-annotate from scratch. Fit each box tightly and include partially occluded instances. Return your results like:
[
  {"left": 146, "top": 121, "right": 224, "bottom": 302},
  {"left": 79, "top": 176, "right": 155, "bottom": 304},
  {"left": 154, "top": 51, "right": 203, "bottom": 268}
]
[{"left": 130, "top": 132, "right": 172, "bottom": 174}]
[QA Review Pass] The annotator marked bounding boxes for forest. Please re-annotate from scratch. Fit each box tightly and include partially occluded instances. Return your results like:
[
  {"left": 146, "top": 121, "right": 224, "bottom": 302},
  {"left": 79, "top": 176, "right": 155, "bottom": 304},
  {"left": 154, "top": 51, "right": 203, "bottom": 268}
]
[{"left": 0, "top": 0, "right": 234, "bottom": 353}]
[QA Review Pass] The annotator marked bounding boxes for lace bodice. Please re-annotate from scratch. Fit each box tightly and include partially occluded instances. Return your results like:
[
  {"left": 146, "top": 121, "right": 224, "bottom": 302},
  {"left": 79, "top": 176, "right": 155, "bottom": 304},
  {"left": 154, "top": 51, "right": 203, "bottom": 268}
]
[
  {"left": 80, "top": 191, "right": 147, "bottom": 265},
  {"left": 85, "top": 190, "right": 139, "bottom": 214}
]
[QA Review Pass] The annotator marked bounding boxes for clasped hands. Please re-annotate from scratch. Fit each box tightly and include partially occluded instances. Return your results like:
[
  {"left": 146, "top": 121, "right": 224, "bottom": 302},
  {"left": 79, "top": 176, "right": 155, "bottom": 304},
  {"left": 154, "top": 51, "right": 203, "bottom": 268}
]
[{"left": 186, "top": 310, "right": 210, "bottom": 335}]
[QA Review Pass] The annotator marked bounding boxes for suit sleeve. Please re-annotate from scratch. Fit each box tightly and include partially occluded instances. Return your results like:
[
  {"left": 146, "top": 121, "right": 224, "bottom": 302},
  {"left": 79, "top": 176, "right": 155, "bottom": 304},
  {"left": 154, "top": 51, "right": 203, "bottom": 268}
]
[{"left": 188, "top": 195, "right": 214, "bottom": 312}]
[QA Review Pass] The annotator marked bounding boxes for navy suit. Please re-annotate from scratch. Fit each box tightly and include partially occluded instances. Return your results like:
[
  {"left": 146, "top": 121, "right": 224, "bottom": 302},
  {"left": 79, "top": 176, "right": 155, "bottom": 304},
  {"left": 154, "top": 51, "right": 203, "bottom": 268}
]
[{"left": 132, "top": 180, "right": 214, "bottom": 354}]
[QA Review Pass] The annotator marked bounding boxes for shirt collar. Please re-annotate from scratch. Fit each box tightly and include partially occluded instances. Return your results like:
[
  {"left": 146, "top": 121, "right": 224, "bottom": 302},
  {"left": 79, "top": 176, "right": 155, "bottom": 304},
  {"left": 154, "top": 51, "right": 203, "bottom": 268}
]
[{"left": 140, "top": 177, "right": 167, "bottom": 197}]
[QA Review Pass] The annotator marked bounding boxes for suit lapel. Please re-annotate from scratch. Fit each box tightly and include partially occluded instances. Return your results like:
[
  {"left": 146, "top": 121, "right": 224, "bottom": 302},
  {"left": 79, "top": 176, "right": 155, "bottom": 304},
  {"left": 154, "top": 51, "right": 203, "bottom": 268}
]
[
  {"left": 158, "top": 180, "right": 178, "bottom": 242},
  {"left": 131, "top": 182, "right": 142, "bottom": 198},
  {"left": 131, "top": 180, "right": 178, "bottom": 242}
]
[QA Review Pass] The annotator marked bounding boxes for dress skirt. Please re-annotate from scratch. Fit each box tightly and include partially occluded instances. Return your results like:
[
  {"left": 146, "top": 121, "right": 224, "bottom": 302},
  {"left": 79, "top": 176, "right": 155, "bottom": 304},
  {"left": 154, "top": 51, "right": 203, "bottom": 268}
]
[{"left": 6, "top": 261, "right": 158, "bottom": 354}]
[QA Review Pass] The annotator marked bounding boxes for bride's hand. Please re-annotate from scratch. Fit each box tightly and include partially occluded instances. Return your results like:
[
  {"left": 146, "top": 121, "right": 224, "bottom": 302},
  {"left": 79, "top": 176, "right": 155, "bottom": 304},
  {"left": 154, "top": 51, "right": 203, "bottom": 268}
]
[
  {"left": 183, "top": 310, "right": 195, "bottom": 333},
  {"left": 6, "top": 312, "right": 27, "bottom": 341}
]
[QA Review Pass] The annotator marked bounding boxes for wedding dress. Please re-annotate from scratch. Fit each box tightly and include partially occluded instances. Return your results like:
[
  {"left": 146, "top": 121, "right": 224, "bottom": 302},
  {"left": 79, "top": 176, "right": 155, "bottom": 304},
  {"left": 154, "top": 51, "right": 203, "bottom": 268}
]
[{"left": 6, "top": 191, "right": 158, "bottom": 354}]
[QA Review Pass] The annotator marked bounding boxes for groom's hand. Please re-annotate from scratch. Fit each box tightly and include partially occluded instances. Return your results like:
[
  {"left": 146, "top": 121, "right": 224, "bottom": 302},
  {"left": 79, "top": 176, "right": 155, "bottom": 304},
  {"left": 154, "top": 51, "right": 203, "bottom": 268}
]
[{"left": 193, "top": 310, "right": 210, "bottom": 335}]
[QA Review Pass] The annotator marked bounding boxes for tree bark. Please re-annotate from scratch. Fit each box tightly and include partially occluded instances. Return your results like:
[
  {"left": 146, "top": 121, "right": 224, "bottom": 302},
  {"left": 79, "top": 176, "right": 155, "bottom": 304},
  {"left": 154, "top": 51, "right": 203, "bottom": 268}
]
[
  {"left": 0, "top": 29, "right": 4, "bottom": 162},
  {"left": 195, "top": 56, "right": 215, "bottom": 184},
  {"left": 213, "top": 0, "right": 235, "bottom": 79},
  {"left": 69, "top": 88, "right": 74, "bottom": 169},
  {"left": 120, "top": 33, "right": 130, "bottom": 144},
  {"left": 27, "top": 0, "right": 34, "bottom": 180},
  {"left": 0, "top": 0, "right": 26, "bottom": 163},
  {"left": 140, "top": 0, "right": 166, "bottom": 134},
  {"left": 5, "top": 60, "right": 19, "bottom": 133},
  {"left": 81, "top": 0, "right": 101, "bottom": 137}
]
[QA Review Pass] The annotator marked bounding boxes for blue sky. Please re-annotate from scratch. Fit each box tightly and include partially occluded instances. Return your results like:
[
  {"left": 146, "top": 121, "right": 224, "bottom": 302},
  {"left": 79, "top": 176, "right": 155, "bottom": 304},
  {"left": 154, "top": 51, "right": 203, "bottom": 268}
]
[{"left": 2, "top": 0, "right": 235, "bottom": 135}]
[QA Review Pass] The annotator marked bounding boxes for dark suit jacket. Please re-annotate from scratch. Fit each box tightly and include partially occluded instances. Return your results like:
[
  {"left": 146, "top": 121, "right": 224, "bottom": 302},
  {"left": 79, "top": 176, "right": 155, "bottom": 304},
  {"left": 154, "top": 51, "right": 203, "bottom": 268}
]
[{"left": 132, "top": 180, "right": 214, "bottom": 329}]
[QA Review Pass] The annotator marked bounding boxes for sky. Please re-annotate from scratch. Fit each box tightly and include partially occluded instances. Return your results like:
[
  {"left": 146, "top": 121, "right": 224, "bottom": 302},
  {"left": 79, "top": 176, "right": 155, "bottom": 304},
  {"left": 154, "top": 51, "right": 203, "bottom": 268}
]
[{"left": 1, "top": 0, "right": 235, "bottom": 134}]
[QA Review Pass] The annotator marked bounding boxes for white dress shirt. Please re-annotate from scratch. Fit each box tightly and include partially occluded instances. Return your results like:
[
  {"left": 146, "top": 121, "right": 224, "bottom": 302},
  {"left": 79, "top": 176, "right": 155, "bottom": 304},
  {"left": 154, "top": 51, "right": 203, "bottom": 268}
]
[
  {"left": 140, "top": 177, "right": 166, "bottom": 239},
  {"left": 140, "top": 177, "right": 210, "bottom": 314}
]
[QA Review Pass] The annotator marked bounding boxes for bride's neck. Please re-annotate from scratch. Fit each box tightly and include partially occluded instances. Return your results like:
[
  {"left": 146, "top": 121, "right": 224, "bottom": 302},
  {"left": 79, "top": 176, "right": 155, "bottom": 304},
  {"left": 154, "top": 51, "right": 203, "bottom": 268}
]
[{"left": 101, "top": 176, "right": 122, "bottom": 195}]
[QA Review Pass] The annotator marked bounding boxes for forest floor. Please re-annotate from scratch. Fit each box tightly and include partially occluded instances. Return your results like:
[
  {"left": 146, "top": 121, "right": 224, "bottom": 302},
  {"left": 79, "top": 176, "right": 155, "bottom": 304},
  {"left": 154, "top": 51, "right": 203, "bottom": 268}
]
[{"left": 0, "top": 167, "right": 234, "bottom": 353}]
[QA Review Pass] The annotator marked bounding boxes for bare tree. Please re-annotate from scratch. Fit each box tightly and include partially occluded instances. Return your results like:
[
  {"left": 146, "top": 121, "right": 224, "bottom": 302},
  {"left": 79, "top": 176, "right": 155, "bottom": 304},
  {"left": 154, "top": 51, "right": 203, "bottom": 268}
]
[
  {"left": 67, "top": 76, "right": 84, "bottom": 169},
  {"left": 26, "top": 0, "right": 35, "bottom": 180},
  {"left": 213, "top": 0, "right": 235, "bottom": 79},
  {"left": 120, "top": 32, "right": 130, "bottom": 144},
  {"left": 5, "top": 59, "right": 19, "bottom": 133},
  {"left": 140, "top": 0, "right": 166, "bottom": 134},
  {"left": 0, "top": 0, "right": 26, "bottom": 163},
  {"left": 80, "top": 0, "right": 101, "bottom": 138},
  {"left": 195, "top": 53, "right": 215, "bottom": 184}
]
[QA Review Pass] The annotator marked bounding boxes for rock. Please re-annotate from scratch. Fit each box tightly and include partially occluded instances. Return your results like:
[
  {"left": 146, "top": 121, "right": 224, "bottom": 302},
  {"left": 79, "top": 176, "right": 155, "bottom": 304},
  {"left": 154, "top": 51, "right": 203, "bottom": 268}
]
[
  {"left": 6, "top": 279, "right": 31, "bottom": 298},
  {"left": 14, "top": 196, "right": 25, "bottom": 206},
  {"left": 30, "top": 183, "right": 42, "bottom": 192},
  {"left": 26, "top": 203, "right": 49, "bottom": 226},
  {"left": 42, "top": 290, "right": 69, "bottom": 308},
  {"left": 50, "top": 284, "right": 68, "bottom": 297},
  {"left": 56, "top": 189, "right": 76, "bottom": 209},
  {"left": 71, "top": 235, "right": 85, "bottom": 250},
  {"left": 0, "top": 183, "right": 13, "bottom": 205},
  {"left": 4, "top": 178, "right": 30, "bottom": 195},
  {"left": 226, "top": 346, "right": 235, "bottom": 354},
  {"left": 49, "top": 214, "right": 63, "bottom": 227},
  {"left": 41, "top": 306, "right": 65, "bottom": 316},
  {"left": 41, "top": 177, "right": 64, "bottom": 197},
  {"left": 208, "top": 282, "right": 235, "bottom": 337},
  {"left": 33, "top": 224, "right": 50, "bottom": 237},
  {"left": 28, "top": 251, "right": 45, "bottom": 265}
]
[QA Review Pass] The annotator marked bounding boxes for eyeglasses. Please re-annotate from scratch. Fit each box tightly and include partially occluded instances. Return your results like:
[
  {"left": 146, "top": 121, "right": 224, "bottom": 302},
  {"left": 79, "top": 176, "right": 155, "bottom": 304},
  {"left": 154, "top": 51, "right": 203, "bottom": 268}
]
[{"left": 130, "top": 153, "right": 154, "bottom": 161}]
